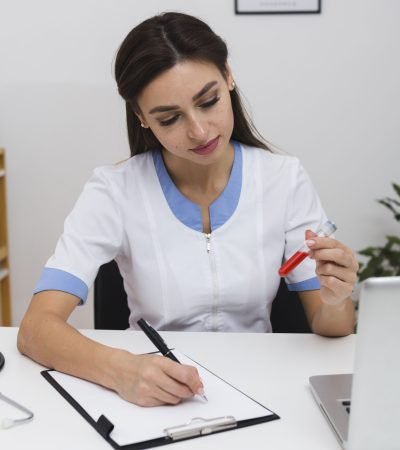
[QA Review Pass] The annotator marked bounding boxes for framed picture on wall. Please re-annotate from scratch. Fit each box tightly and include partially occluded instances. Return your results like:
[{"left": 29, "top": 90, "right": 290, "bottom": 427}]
[{"left": 235, "top": 0, "right": 321, "bottom": 14}]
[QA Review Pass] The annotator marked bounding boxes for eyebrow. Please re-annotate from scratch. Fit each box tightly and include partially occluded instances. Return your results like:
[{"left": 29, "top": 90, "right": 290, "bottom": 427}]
[{"left": 148, "top": 81, "right": 218, "bottom": 114}]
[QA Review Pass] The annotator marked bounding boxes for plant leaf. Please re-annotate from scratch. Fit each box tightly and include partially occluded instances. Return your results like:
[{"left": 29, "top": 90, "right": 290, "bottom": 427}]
[
  {"left": 357, "top": 181, "right": 400, "bottom": 279},
  {"left": 392, "top": 182, "right": 400, "bottom": 197}
]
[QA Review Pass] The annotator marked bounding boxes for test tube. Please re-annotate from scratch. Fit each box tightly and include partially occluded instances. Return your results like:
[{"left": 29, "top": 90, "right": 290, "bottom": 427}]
[{"left": 278, "top": 220, "right": 337, "bottom": 277}]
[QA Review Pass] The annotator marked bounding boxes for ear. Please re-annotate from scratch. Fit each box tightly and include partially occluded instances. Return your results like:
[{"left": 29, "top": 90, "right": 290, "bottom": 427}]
[
  {"left": 135, "top": 113, "right": 148, "bottom": 129},
  {"left": 224, "top": 63, "right": 235, "bottom": 90}
]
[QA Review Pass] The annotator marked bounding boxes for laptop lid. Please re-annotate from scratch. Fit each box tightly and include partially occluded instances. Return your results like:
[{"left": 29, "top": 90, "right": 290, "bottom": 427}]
[
  {"left": 347, "top": 276, "right": 400, "bottom": 450},
  {"left": 309, "top": 276, "right": 400, "bottom": 450}
]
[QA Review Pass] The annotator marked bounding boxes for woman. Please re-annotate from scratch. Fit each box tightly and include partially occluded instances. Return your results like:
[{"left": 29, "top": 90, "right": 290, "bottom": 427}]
[{"left": 18, "top": 12, "right": 357, "bottom": 407}]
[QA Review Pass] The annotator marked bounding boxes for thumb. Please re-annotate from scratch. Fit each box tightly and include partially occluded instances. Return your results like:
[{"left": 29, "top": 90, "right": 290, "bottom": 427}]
[{"left": 305, "top": 229, "right": 317, "bottom": 240}]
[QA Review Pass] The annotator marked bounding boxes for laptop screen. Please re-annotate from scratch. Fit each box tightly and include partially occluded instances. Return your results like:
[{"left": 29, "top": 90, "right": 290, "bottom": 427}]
[{"left": 310, "top": 277, "right": 400, "bottom": 450}]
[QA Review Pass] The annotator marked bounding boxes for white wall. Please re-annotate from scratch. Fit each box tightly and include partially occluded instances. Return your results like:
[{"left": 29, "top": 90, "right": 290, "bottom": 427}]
[{"left": 1, "top": 0, "right": 399, "bottom": 328}]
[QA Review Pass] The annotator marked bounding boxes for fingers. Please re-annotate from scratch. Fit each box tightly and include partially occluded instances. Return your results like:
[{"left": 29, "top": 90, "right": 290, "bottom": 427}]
[
  {"left": 307, "top": 237, "right": 359, "bottom": 272},
  {"left": 135, "top": 361, "right": 192, "bottom": 406},
  {"left": 119, "top": 354, "right": 203, "bottom": 407},
  {"left": 305, "top": 235, "right": 358, "bottom": 304},
  {"left": 305, "top": 229, "right": 318, "bottom": 240},
  {"left": 165, "top": 358, "right": 204, "bottom": 397}
]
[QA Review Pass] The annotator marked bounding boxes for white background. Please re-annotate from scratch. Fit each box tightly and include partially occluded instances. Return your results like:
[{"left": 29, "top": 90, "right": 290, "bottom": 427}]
[{"left": 0, "top": 0, "right": 399, "bottom": 327}]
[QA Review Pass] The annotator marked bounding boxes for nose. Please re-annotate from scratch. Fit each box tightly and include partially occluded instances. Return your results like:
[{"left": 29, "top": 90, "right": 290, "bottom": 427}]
[{"left": 186, "top": 113, "right": 207, "bottom": 142}]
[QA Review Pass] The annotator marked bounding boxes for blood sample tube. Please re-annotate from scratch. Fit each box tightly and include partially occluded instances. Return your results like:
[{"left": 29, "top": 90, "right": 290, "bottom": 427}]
[{"left": 278, "top": 220, "right": 337, "bottom": 277}]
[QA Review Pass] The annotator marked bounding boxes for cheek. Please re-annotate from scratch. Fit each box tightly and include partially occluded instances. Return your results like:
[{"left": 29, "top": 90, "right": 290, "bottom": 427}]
[
  {"left": 150, "top": 127, "right": 183, "bottom": 152},
  {"left": 215, "top": 100, "right": 234, "bottom": 132}
]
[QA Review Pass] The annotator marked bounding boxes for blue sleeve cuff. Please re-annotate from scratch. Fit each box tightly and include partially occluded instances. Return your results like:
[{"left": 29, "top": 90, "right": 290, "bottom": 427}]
[
  {"left": 287, "top": 276, "right": 320, "bottom": 292},
  {"left": 33, "top": 267, "right": 89, "bottom": 305}
]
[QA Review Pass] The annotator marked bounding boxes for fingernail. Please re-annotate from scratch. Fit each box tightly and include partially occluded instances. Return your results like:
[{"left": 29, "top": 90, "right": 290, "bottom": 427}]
[
  {"left": 197, "top": 387, "right": 205, "bottom": 396},
  {"left": 306, "top": 239, "right": 316, "bottom": 247}
]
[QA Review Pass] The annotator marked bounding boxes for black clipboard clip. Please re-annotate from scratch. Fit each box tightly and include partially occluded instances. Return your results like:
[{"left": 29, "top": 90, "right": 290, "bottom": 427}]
[{"left": 164, "top": 416, "right": 237, "bottom": 440}]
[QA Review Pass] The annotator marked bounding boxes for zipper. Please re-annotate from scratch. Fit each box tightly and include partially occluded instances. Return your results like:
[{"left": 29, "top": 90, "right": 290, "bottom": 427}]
[
  {"left": 205, "top": 233, "right": 211, "bottom": 253},
  {"left": 204, "top": 233, "right": 219, "bottom": 330}
]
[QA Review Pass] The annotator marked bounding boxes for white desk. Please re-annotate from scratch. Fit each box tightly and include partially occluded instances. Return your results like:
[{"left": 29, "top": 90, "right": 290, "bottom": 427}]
[{"left": 0, "top": 327, "right": 355, "bottom": 449}]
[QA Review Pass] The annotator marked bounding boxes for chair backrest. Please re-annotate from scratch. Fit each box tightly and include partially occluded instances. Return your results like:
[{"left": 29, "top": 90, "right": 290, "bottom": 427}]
[
  {"left": 270, "top": 279, "right": 311, "bottom": 333},
  {"left": 94, "top": 260, "right": 130, "bottom": 330},
  {"left": 94, "top": 260, "right": 311, "bottom": 333}
]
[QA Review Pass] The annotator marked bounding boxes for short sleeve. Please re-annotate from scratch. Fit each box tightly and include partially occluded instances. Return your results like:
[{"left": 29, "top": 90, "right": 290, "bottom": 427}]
[
  {"left": 283, "top": 160, "right": 328, "bottom": 291},
  {"left": 33, "top": 167, "right": 124, "bottom": 304}
]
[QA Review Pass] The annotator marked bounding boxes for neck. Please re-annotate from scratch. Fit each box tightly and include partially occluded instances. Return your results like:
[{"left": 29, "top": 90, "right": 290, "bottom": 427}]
[{"left": 162, "top": 144, "right": 234, "bottom": 200}]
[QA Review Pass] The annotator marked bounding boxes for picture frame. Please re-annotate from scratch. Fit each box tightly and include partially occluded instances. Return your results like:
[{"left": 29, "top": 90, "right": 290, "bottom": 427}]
[{"left": 235, "top": 0, "right": 321, "bottom": 14}]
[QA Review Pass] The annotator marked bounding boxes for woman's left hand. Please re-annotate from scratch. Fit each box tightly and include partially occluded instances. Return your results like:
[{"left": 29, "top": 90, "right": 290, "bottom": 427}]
[{"left": 305, "top": 230, "right": 359, "bottom": 306}]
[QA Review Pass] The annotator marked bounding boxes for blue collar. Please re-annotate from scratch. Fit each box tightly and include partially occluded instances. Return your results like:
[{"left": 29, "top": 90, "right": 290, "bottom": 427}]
[{"left": 152, "top": 141, "right": 242, "bottom": 232}]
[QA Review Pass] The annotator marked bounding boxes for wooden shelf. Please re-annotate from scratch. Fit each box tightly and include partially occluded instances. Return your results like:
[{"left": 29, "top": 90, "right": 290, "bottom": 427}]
[
  {"left": 0, "top": 267, "right": 9, "bottom": 280},
  {"left": 0, "top": 246, "right": 7, "bottom": 261},
  {"left": 0, "top": 147, "right": 11, "bottom": 326}
]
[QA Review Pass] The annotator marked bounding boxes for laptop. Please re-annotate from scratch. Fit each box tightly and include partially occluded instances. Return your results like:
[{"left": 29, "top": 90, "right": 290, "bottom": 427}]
[{"left": 309, "top": 276, "right": 400, "bottom": 450}]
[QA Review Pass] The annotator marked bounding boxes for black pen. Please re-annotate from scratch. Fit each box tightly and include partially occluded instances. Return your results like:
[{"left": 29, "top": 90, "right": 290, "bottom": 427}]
[{"left": 137, "top": 318, "right": 208, "bottom": 401}]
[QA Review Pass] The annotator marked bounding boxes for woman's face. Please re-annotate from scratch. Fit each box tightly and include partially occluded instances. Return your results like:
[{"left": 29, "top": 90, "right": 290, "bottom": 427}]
[{"left": 137, "top": 60, "right": 235, "bottom": 166}]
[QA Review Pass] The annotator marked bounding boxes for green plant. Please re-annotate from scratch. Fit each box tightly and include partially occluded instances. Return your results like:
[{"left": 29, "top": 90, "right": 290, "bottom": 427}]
[{"left": 358, "top": 183, "right": 400, "bottom": 281}]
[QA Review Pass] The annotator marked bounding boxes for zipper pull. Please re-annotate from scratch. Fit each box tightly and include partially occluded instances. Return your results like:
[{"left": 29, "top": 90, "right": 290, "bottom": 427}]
[{"left": 205, "top": 233, "right": 211, "bottom": 253}]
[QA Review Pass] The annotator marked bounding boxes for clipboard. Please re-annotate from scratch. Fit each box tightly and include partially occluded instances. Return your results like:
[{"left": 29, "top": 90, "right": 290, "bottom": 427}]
[{"left": 41, "top": 351, "right": 279, "bottom": 449}]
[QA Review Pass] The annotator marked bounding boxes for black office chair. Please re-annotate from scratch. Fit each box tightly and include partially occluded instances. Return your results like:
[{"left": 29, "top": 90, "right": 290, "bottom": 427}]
[
  {"left": 94, "top": 260, "right": 311, "bottom": 333},
  {"left": 94, "top": 260, "right": 130, "bottom": 330}
]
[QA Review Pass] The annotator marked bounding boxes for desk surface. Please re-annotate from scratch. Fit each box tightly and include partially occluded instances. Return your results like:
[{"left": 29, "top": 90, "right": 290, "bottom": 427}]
[{"left": 0, "top": 327, "right": 355, "bottom": 449}]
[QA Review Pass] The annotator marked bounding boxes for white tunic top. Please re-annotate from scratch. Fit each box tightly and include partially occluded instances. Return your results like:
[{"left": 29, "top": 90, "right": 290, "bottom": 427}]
[{"left": 34, "top": 142, "right": 327, "bottom": 332}]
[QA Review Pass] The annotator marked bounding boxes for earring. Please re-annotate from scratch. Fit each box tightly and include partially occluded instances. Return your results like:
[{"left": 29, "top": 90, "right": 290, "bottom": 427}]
[
  {"left": 231, "top": 81, "right": 236, "bottom": 89},
  {"left": 140, "top": 123, "right": 146, "bottom": 128}
]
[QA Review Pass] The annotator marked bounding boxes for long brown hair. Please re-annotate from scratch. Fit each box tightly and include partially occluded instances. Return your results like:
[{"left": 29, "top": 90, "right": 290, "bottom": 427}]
[{"left": 115, "top": 12, "right": 271, "bottom": 156}]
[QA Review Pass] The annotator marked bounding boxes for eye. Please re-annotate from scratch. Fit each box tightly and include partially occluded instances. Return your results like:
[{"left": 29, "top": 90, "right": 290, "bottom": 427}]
[
  {"left": 159, "top": 115, "right": 180, "bottom": 127},
  {"left": 200, "top": 96, "right": 220, "bottom": 109}
]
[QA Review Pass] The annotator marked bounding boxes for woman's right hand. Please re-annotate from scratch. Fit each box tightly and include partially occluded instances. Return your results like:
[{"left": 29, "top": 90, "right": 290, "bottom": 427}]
[
  {"left": 111, "top": 350, "right": 205, "bottom": 407},
  {"left": 18, "top": 291, "right": 204, "bottom": 408}
]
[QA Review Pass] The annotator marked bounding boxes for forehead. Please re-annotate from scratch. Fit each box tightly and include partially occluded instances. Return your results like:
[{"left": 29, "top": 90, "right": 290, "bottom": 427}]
[{"left": 137, "top": 61, "right": 224, "bottom": 109}]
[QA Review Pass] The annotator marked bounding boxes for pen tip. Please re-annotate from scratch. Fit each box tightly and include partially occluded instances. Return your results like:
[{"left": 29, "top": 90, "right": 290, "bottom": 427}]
[{"left": 202, "top": 394, "right": 208, "bottom": 402}]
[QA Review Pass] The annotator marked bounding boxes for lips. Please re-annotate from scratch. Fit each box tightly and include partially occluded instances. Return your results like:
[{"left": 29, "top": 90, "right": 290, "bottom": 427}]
[{"left": 190, "top": 136, "right": 220, "bottom": 155}]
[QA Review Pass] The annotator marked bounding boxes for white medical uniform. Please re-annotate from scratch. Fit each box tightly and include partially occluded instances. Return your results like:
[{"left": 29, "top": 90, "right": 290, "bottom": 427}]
[{"left": 34, "top": 142, "right": 327, "bottom": 332}]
